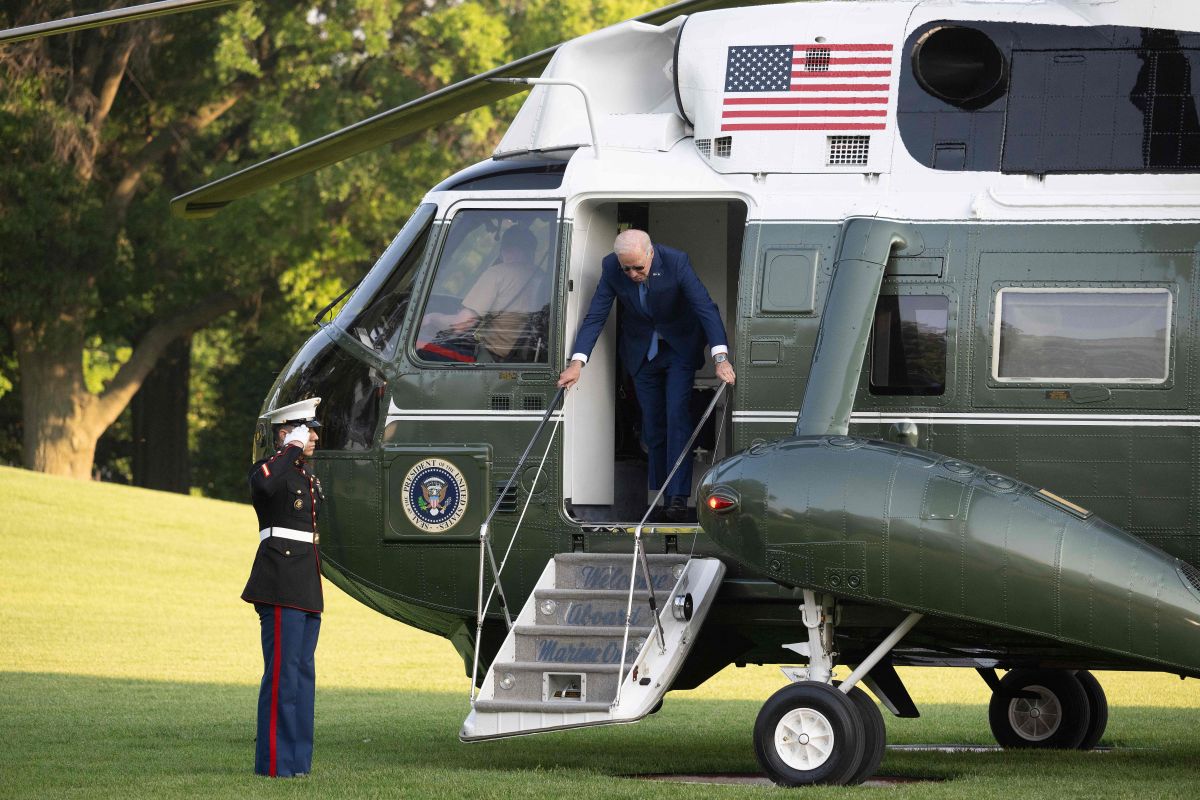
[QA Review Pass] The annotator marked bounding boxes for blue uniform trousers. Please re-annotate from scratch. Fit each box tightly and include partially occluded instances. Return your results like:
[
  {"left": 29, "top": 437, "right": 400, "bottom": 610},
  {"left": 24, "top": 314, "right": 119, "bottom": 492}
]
[
  {"left": 631, "top": 340, "right": 696, "bottom": 499},
  {"left": 255, "top": 603, "right": 320, "bottom": 777}
]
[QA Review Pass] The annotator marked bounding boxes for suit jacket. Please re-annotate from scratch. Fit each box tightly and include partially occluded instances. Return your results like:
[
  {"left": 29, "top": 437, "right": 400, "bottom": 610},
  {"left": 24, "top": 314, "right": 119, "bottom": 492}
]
[
  {"left": 570, "top": 244, "right": 727, "bottom": 375},
  {"left": 241, "top": 444, "right": 324, "bottom": 613}
]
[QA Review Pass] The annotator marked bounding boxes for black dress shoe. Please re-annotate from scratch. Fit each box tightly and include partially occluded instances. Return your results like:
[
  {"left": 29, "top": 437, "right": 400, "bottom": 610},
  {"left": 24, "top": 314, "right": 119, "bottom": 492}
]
[{"left": 665, "top": 495, "right": 689, "bottom": 523}]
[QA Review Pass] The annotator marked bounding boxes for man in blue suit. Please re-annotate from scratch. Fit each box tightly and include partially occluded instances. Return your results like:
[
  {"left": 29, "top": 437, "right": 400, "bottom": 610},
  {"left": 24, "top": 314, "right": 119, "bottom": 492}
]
[{"left": 558, "top": 229, "right": 736, "bottom": 521}]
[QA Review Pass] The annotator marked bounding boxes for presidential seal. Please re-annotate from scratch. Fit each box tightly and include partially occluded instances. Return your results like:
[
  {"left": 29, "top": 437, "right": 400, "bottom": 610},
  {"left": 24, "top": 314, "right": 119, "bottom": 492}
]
[{"left": 401, "top": 458, "right": 469, "bottom": 532}]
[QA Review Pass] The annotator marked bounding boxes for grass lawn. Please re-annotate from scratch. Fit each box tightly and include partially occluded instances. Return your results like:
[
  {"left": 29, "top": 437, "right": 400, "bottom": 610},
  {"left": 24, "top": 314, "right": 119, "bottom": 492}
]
[{"left": 2, "top": 465, "right": 1198, "bottom": 798}]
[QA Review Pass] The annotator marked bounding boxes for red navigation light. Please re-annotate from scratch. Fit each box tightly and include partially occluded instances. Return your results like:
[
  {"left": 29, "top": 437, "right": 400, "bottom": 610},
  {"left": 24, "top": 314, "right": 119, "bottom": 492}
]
[{"left": 707, "top": 493, "right": 737, "bottom": 512}]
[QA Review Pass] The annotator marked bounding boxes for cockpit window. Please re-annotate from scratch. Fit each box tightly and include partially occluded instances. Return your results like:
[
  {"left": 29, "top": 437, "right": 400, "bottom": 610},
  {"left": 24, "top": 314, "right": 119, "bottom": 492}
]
[
  {"left": 415, "top": 208, "right": 557, "bottom": 365},
  {"left": 336, "top": 203, "right": 437, "bottom": 355}
]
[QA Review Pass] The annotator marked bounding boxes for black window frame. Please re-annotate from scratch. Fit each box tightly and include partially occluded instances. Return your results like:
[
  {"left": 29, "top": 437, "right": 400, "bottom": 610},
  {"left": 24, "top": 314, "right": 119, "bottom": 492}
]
[
  {"left": 334, "top": 203, "right": 438, "bottom": 359},
  {"left": 869, "top": 294, "right": 951, "bottom": 397},
  {"left": 409, "top": 203, "right": 562, "bottom": 370}
]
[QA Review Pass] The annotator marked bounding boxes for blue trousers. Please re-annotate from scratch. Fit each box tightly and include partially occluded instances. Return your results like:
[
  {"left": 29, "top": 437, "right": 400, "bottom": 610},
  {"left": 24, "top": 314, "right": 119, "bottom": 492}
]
[
  {"left": 631, "top": 341, "right": 696, "bottom": 499},
  {"left": 255, "top": 603, "right": 320, "bottom": 777}
]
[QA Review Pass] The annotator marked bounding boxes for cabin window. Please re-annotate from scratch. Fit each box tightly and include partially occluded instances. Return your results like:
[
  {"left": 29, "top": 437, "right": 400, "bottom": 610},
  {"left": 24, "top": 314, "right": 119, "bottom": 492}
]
[
  {"left": 870, "top": 295, "right": 949, "bottom": 396},
  {"left": 415, "top": 208, "right": 557, "bottom": 365},
  {"left": 992, "top": 288, "right": 1172, "bottom": 383},
  {"left": 338, "top": 203, "right": 437, "bottom": 355}
]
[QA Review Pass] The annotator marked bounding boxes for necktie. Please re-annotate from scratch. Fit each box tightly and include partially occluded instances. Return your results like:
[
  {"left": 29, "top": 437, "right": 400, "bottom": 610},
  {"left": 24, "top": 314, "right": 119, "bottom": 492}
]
[{"left": 638, "top": 283, "right": 659, "bottom": 361}]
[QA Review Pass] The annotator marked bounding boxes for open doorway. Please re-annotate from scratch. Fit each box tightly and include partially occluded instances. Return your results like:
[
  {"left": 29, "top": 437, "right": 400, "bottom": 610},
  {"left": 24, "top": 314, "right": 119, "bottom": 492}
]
[{"left": 562, "top": 198, "right": 747, "bottom": 525}]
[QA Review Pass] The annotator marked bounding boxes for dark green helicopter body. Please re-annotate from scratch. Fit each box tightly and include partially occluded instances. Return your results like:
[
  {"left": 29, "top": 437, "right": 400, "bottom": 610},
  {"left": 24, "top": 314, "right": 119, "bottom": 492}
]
[
  {"left": 267, "top": 215, "right": 1200, "bottom": 684},
  {"left": 13, "top": 0, "right": 1198, "bottom": 786},
  {"left": 200, "top": 0, "right": 1200, "bottom": 785}
]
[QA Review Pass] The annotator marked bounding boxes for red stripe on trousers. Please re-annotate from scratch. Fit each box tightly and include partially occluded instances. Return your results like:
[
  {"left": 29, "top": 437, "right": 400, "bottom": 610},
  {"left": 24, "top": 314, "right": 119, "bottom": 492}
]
[{"left": 269, "top": 606, "right": 281, "bottom": 777}]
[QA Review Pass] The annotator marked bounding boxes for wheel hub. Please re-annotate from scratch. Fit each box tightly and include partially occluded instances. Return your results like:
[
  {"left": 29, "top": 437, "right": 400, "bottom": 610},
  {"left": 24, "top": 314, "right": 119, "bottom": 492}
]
[
  {"left": 1008, "top": 684, "right": 1062, "bottom": 741},
  {"left": 774, "top": 708, "right": 835, "bottom": 771}
]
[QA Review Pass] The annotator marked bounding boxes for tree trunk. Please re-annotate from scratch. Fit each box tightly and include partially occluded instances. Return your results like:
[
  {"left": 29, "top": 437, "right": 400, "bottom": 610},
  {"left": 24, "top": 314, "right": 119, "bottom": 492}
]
[
  {"left": 11, "top": 292, "right": 240, "bottom": 482},
  {"left": 131, "top": 335, "right": 191, "bottom": 492},
  {"left": 12, "top": 320, "right": 105, "bottom": 480}
]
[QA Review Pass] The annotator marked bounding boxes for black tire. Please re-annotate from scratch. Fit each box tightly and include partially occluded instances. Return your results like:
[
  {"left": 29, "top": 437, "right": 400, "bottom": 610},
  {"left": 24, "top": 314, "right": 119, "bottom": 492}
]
[
  {"left": 753, "top": 681, "right": 866, "bottom": 786},
  {"left": 987, "top": 668, "right": 1091, "bottom": 749},
  {"left": 844, "top": 685, "right": 886, "bottom": 784},
  {"left": 1075, "top": 670, "right": 1109, "bottom": 750}
]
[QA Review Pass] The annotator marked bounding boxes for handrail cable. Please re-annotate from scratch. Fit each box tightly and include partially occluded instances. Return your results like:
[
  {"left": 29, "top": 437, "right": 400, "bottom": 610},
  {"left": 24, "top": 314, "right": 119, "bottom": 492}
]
[
  {"left": 482, "top": 419, "right": 560, "bottom": 619},
  {"left": 470, "top": 386, "right": 566, "bottom": 702},
  {"left": 689, "top": 384, "right": 730, "bottom": 559},
  {"left": 614, "top": 381, "right": 728, "bottom": 708}
]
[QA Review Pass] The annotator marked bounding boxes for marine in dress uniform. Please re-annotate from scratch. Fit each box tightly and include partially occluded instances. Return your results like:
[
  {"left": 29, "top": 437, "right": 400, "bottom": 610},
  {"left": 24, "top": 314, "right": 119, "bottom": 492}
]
[{"left": 242, "top": 397, "right": 324, "bottom": 778}]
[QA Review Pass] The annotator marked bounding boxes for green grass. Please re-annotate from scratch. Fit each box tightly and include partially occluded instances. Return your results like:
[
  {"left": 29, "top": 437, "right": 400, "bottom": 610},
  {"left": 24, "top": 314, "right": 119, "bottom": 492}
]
[{"left": 2, "top": 465, "right": 1198, "bottom": 798}]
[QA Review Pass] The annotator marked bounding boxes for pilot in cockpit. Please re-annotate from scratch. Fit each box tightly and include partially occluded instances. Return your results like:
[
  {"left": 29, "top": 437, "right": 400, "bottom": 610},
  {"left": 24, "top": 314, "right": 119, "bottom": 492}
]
[{"left": 417, "top": 225, "right": 549, "bottom": 363}]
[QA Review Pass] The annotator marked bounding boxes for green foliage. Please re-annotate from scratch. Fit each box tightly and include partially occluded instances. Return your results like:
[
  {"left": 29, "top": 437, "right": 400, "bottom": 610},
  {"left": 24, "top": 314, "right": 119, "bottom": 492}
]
[
  {"left": 516, "top": 0, "right": 655, "bottom": 52},
  {"left": 189, "top": 304, "right": 307, "bottom": 500},
  {"left": 212, "top": 3, "right": 265, "bottom": 81},
  {"left": 1, "top": 0, "right": 666, "bottom": 482}
]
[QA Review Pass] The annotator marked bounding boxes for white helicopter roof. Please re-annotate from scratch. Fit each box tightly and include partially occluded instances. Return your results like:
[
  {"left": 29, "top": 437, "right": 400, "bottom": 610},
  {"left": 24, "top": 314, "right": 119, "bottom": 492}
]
[{"left": 485, "top": 0, "right": 1200, "bottom": 224}]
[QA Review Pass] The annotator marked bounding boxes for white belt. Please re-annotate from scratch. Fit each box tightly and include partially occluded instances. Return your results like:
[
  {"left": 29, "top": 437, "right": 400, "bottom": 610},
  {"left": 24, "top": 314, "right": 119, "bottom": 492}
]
[{"left": 260, "top": 527, "right": 314, "bottom": 543}]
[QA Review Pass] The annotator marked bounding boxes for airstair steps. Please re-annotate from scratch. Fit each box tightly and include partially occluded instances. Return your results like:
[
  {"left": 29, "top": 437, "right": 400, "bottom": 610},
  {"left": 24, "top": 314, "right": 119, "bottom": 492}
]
[
  {"left": 552, "top": 552, "right": 685, "bottom": 591},
  {"left": 512, "top": 623, "right": 653, "bottom": 637},
  {"left": 461, "top": 552, "right": 726, "bottom": 742},
  {"left": 534, "top": 588, "right": 652, "bottom": 600},
  {"left": 470, "top": 700, "right": 614, "bottom": 714},
  {"left": 492, "top": 660, "right": 623, "bottom": 672},
  {"left": 482, "top": 660, "right": 623, "bottom": 705},
  {"left": 512, "top": 625, "right": 649, "bottom": 663},
  {"left": 531, "top": 588, "right": 656, "bottom": 627}
]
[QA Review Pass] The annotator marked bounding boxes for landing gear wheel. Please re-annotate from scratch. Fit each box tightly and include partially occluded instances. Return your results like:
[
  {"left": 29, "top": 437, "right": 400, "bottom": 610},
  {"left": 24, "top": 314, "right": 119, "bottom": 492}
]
[
  {"left": 754, "top": 681, "right": 866, "bottom": 786},
  {"left": 843, "top": 685, "right": 886, "bottom": 784},
  {"left": 1075, "top": 670, "right": 1108, "bottom": 750},
  {"left": 988, "top": 668, "right": 1091, "bottom": 749}
]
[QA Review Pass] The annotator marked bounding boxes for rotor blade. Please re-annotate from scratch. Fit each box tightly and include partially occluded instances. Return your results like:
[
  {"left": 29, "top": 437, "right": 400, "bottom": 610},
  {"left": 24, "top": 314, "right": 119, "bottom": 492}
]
[
  {"left": 170, "top": 0, "right": 785, "bottom": 219},
  {"left": 0, "top": 0, "right": 242, "bottom": 44}
]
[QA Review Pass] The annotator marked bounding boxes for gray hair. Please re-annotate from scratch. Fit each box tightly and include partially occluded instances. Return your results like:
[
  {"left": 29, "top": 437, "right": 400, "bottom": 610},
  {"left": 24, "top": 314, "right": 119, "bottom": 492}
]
[{"left": 614, "top": 229, "right": 652, "bottom": 258}]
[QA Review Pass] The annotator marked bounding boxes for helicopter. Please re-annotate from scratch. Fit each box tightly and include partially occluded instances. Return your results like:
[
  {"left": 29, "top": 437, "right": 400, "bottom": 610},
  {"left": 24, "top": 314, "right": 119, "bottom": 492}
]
[{"left": 9, "top": 0, "right": 1200, "bottom": 787}]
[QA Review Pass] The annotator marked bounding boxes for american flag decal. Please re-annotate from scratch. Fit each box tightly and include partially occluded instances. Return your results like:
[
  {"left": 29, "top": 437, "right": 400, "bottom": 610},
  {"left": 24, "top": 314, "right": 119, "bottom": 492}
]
[{"left": 722, "top": 43, "right": 894, "bottom": 132}]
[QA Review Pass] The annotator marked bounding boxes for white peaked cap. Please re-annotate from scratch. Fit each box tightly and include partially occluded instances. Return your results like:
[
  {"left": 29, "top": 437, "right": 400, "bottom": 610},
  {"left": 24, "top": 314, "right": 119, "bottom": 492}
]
[{"left": 265, "top": 397, "right": 322, "bottom": 427}]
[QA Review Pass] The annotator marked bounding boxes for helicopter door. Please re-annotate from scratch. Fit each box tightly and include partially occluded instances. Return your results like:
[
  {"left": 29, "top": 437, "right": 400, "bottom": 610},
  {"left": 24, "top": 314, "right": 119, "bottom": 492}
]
[
  {"left": 381, "top": 201, "right": 564, "bottom": 542},
  {"left": 561, "top": 199, "right": 746, "bottom": 523}
]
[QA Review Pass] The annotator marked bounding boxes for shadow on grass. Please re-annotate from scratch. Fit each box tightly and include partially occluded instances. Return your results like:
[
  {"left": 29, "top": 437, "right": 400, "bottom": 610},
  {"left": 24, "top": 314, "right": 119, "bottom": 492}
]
[{"left": 2, "top": 672, "right": 1197, "bottom": 799}]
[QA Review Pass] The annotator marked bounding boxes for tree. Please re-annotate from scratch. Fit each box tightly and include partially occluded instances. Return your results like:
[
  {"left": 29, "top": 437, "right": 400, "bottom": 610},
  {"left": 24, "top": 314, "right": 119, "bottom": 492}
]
[
  {"left": 0, "top": 0, "right": 661, "bottom": 484},
  {"left": 1, "top": 1, "right": 258, "bottom": 478}
]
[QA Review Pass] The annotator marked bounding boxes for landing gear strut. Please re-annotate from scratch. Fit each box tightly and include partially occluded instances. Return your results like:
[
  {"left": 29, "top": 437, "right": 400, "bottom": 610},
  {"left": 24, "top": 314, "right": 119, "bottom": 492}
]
[
  {"left": 986, "top": 668, "right": 1108, "bottom": 750},
  {"left": 753, "top": 591, "right": 922, "bottom": 786}
]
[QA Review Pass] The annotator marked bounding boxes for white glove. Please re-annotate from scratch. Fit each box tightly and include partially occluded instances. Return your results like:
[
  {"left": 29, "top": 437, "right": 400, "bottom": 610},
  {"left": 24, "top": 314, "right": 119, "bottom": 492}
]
[{"left": 284, "top": 424, "right": 310, "bottom": 448}]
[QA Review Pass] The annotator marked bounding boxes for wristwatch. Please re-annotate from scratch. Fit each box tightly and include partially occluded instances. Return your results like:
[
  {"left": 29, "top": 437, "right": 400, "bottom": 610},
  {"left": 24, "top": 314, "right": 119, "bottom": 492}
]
[{"left": 714, "top": 353, "right": 729, "bottom": 364}]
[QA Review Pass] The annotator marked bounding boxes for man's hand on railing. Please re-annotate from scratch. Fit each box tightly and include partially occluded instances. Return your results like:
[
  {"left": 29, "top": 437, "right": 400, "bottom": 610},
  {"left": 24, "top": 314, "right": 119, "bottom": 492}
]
[{"left": 557, "top": 360, "right": 583, "bottom": 389}]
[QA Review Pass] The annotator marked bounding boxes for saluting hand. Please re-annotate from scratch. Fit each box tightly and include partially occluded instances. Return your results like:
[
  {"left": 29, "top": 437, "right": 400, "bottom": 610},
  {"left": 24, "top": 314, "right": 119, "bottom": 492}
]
[{"left": 284, "top": 425, "right": 310, "bottom": 448}]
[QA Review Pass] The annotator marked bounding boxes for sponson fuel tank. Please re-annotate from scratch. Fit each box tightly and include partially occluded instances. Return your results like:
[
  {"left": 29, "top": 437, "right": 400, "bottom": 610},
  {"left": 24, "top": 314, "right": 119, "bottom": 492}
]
[{"left": 698, "top": 435, "right": 1200, "bottom": 676}]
